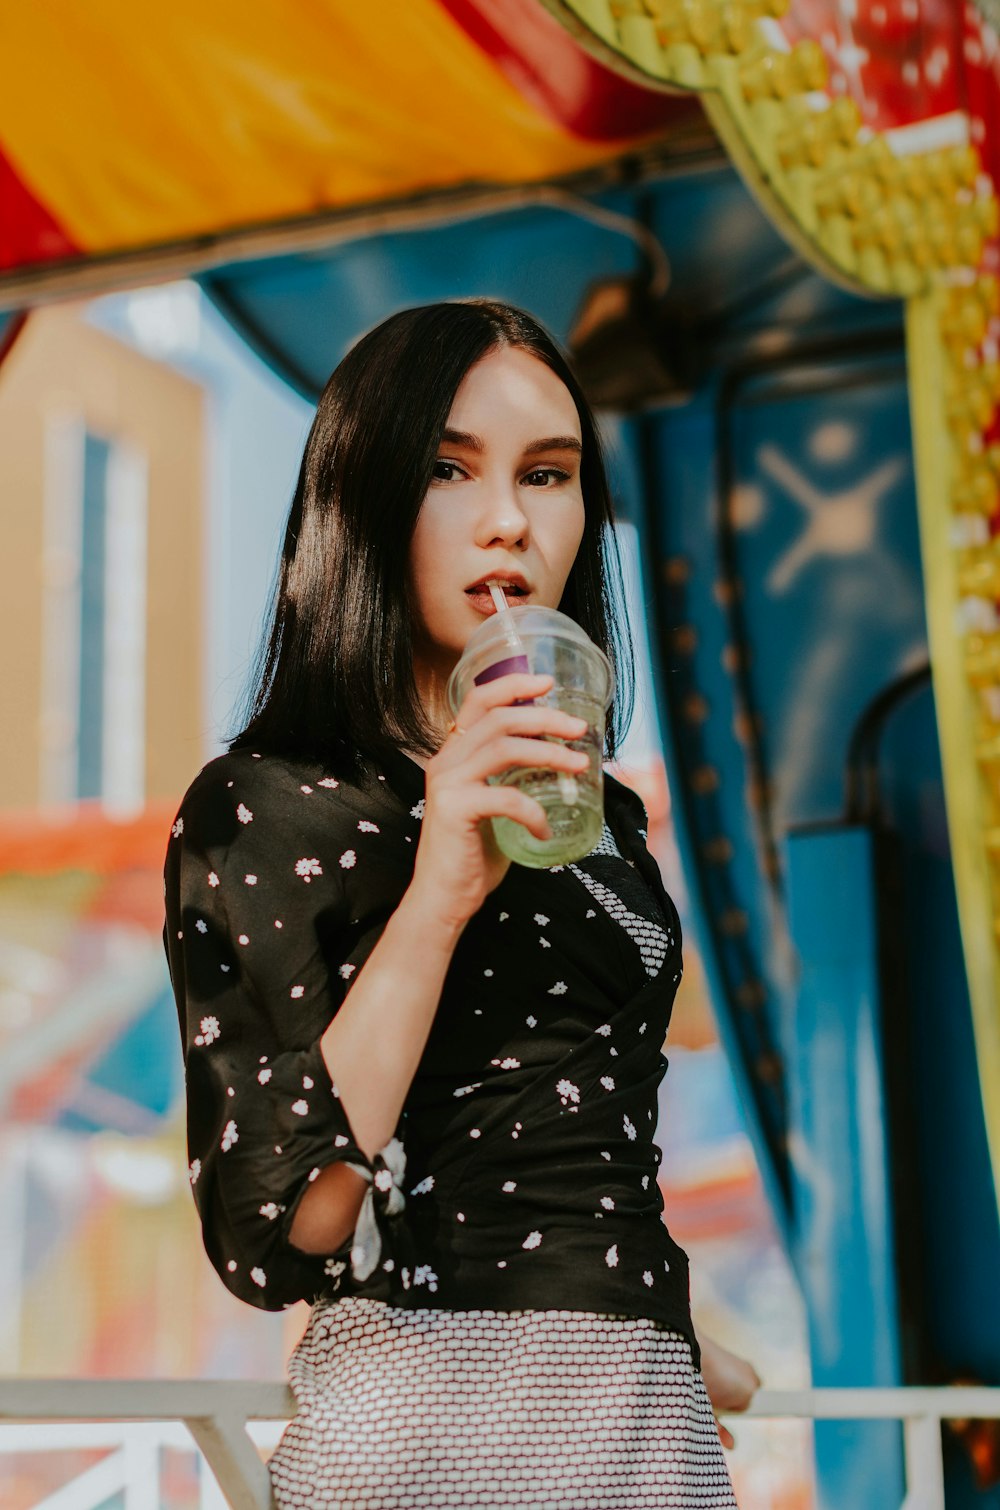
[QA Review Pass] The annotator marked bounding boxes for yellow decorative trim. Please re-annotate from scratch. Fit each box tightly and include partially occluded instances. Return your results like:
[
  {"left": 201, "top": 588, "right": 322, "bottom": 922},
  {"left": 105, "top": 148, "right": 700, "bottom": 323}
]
[
  {"left": 906, "top": 293, "right": 1000, "bottom": 1208},
  {"left": 539, "top": 0, "right": 1000, "bottom": 1217}
]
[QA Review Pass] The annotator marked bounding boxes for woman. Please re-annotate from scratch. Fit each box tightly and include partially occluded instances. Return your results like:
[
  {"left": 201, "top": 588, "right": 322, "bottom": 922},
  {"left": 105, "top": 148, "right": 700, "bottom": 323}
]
[{"left": 163, "top": 299, "right": 759, "bottom": 1508}]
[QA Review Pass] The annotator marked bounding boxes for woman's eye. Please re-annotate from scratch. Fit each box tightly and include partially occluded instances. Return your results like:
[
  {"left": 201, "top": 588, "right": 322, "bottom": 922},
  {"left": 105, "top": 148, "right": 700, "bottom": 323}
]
[
  {"left": 522, "top": 467, "right": 570, "bottom": 487},
  {"left": 431, "top": 459, "right": 465, "bottom": 483}
]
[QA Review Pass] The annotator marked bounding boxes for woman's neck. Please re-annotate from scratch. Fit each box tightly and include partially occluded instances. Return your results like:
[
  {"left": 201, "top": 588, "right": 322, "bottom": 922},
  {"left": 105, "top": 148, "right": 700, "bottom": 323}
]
[{"left": 411, "top": 652, "right": 456, "bottom": 761}]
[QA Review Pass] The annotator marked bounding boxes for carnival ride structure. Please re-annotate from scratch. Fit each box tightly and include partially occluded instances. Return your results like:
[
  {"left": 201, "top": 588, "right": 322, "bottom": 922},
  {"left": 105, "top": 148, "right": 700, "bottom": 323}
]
[{"left": 2, "top": 2, "right": 1000, "bottom": 1505}]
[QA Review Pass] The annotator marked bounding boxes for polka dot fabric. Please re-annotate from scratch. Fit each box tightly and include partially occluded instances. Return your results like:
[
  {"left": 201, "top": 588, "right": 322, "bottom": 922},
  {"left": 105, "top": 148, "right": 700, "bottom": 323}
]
[{"left": 268, "top": 1299, "right": 738, "bottom": 1509}]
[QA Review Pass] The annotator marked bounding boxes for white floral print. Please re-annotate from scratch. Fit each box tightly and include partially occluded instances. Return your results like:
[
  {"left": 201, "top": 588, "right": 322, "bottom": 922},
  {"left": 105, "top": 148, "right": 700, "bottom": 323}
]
[{"left": 166, "top": 749, "right": 688, "bottom": 1344}]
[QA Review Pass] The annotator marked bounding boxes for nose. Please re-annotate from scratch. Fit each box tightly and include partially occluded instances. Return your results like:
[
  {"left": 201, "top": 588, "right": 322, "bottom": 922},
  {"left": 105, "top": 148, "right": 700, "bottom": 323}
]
[{"left": 475, "top": 479, "right": 530, "bottom": 548}]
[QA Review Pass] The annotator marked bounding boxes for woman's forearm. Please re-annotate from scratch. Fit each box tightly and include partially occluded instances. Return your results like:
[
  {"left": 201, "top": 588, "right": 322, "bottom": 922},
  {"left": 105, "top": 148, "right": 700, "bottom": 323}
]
[{"left": 288, "top": 882, "right": 465, "bottom": 1254}]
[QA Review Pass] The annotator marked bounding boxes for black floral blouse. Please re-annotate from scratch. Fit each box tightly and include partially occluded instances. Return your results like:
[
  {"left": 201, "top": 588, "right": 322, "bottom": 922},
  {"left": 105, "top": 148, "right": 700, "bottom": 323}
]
[{"left": 162, "top": 743, "right": 700, "bottom": 1372}]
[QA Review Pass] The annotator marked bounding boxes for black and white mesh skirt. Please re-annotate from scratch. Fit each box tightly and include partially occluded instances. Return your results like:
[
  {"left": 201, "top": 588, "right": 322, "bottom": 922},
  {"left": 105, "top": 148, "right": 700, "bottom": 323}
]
[{"left": 268, "top": 1297, "right": 739, "bottom": 1509}]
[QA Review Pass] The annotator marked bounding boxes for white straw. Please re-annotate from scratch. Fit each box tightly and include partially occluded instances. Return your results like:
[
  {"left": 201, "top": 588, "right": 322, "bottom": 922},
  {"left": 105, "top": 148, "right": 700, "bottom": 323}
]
[{"left": 488, "top": 581, "right": 524, "bottom": 650}]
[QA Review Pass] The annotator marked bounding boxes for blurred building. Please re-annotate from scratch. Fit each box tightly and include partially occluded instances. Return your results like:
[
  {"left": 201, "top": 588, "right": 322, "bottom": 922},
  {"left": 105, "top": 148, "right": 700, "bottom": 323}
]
[{"left": 0, "top": 301, "right": 205, "bottom": 813}]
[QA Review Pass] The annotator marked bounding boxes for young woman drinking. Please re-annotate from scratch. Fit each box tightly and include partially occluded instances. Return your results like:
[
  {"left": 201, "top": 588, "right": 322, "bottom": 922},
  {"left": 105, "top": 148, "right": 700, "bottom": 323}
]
[{"left": 163, "top": 299, "right": 758, "bottom": 1508}]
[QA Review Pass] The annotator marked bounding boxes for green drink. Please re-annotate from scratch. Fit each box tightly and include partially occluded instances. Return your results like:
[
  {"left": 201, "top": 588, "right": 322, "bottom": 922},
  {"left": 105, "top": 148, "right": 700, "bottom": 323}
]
[{"left": 445, "top": 605, "right": 614, "bottom": 869}]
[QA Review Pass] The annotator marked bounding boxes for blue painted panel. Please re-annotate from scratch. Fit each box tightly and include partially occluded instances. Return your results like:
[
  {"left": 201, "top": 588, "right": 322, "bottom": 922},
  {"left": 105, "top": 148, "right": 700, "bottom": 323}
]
[
  {"left": 728, "top": 357, "right": 926, "bottom": 827},
  {"left": 202, "top": 194, "right": 642, "bottom": 400},
  {"left": 198, "top": 163, "right": 903, "bottom": 404},
  {"left": 880, "top": 688, "right": 1000, "bottom": 1382},
  {"left": 637, "top": 398, "right": 797, "bottom": 1238},
  {"left": 785, "top": 825, "right": 905, "bottom": 1508}
]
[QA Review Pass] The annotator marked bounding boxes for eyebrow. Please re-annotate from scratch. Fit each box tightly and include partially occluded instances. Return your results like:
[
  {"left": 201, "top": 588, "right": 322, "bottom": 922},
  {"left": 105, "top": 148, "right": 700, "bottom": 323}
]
[{"left": 439, "top": 428, "right": 582, "bottom": 459}]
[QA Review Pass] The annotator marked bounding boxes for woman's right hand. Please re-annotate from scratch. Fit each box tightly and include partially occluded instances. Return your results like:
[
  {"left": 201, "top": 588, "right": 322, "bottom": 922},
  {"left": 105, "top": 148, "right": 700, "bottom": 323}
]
[{"left": 409, "top": 672, "right": 590, "bottom": 932}]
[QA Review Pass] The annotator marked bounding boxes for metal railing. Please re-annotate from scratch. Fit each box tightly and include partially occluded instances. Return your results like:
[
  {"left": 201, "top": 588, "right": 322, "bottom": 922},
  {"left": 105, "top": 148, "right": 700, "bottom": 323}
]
[{"left": 1, "top": 1381, "right": 999, "bottom": 1510}]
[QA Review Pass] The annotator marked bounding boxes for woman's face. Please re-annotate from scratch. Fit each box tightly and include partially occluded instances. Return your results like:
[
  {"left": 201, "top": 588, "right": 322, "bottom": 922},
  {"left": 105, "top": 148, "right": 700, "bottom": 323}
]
[{"left": 408, "top": 344, "right": 587, "bottom": 702}]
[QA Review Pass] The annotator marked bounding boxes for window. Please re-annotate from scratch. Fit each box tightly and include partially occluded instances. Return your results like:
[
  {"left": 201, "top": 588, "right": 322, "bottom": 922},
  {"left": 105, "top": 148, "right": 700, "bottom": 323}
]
[{"left": 41, "top": 417, "right": 148, "bottom": 814}]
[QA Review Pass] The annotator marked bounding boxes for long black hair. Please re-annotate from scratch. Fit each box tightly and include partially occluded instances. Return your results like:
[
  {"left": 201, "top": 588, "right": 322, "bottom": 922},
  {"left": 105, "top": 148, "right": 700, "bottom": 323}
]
[{"left": 227, "top": 299, "right": 636, "bottom": 783}]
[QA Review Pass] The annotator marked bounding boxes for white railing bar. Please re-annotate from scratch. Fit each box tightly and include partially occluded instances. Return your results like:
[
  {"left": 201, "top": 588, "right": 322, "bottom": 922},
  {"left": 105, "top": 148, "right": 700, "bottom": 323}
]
[
  {"left": 740, "top": 1387, "right": 1000, "bottom": 1419},
  {"left": 121, "top": 1435, "right": 162, "bottom": 1510},
  {"left": 0, "top": 1421, "right": 189, "bottom": 1451},
  {"left": 0, "top": 1379, "right": 295, "bottom": 1422},
  {"left": 3, "top": 1382, "right": 999, "bottom": 1510},
  {"left": 185, "top": 1412, "right": 277, "bottom": 1510},
  {"left": 5, "top": 1381, "right": 1000, "bottom": 1425},
  {"left": 0, "top": 1382, "right": 293, "bottom": 1510},
  {"left": 0, "top": 1420, "right": 286, "bottom": 1452},
  {"left": 900, "top": 1415, "right": 946, "bottom": 1510}
]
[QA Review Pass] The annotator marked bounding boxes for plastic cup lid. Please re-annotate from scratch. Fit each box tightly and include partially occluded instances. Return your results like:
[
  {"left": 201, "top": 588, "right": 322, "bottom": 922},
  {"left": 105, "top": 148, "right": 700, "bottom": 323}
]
[{"left": 446, "top": 604, "right": 614, "bottom": 713}]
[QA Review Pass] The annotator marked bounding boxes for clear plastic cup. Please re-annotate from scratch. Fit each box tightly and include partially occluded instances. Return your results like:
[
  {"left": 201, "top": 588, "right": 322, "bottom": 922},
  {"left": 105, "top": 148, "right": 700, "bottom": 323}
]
[{"left": 445, "top": 605, "right": 614, "bottom": 868}]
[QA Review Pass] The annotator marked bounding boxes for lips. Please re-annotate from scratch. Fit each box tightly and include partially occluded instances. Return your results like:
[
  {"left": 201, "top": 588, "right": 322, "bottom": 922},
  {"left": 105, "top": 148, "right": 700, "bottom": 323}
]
[
  {"left": 464, "top": 573, "right": 530, "bottom": 596},
  {"left": 464, "top": 579, "right": 530, "bottom": 615}
]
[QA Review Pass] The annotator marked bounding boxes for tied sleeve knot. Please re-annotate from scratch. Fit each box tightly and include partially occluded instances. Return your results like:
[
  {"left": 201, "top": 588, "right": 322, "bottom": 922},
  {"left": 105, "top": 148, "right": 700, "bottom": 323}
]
[{"left": 344, "top": 1135, "right": 407, "bottom": 1282}]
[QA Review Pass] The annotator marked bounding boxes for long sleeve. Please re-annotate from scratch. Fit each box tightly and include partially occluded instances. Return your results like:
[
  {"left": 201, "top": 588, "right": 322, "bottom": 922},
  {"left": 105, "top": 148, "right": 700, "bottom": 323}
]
[{"left": 162, "top": 751, "right": 412, "bottom": 1311}]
